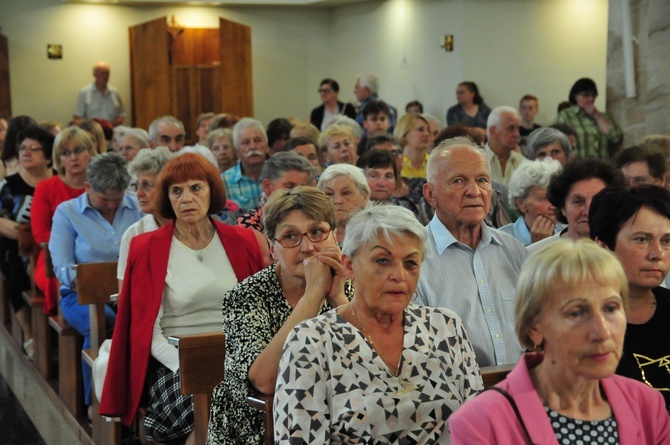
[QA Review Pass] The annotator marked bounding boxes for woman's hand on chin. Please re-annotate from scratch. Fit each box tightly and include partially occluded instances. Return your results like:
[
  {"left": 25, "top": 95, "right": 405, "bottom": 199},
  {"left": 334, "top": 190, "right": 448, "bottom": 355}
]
[
  {"left": 315, "top": 246, "right": 348, "bottom": 307},
  {"left": 302, "top": 255, "right": 333, "bottom": 305}
]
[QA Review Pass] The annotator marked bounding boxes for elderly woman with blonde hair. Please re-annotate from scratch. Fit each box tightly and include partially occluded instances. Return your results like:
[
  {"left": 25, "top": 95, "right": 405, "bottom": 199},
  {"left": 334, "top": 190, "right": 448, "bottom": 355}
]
[
  {"left": 275, "top": 204, "right": 482, "bottom": 443},
  {"left": 317, "top": 124, "right": 357, "bottom": 166},
  {"left": 499, "top": 159, "right": 564, "bottom": 246},
  {"left": 450, "top": 238, "right": 670, "bottom": 444}
]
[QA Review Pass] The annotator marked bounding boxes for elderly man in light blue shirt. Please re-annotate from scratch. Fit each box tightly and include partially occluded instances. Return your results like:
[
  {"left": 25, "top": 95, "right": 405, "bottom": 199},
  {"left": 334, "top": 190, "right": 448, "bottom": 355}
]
[
  {"left": 50, "top": 152, "right": 141, "bottom": 409},
  {"left": 415, "top": 138, "right": 527, "bottom": 367}
]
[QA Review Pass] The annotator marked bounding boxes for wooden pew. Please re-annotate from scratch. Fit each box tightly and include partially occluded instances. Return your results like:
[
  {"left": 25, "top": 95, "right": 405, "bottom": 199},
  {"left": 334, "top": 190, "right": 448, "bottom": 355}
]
[
  {"left": 75, "top": 261, "right": 122, "bottom": 445},
  {"left": 17, "top": 224, "right": 52, "bottom": 378},
  {"left": 480, "top": 363, "right": 514, "bottom": 388},
  {"left": 44, "top": 243, "right": 84, "bottom": 419},
  {"left": 168, "top": 332, "right": 225, "bottom": 445},
  {"left": 249, "top": 363, "right": 516, "bottom": 445},
  {"left": 247, "top": 394, "right": 274, "bottom": 445}
]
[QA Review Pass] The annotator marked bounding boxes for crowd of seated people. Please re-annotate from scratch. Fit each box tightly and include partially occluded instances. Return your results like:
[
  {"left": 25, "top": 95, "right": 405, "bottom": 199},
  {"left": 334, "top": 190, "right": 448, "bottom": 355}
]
[{"left": 2, "top": 71, "right": 670, "bottom": 445}]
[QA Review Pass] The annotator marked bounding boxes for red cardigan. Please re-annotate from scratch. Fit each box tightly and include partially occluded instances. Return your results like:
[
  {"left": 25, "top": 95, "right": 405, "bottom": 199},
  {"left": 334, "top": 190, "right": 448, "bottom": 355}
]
[
  {"left": 99, "top": 220, "right": 263, "bottom": 425},
  {"left": 31, "top": 175, "right": 85, "bottom": 314}
]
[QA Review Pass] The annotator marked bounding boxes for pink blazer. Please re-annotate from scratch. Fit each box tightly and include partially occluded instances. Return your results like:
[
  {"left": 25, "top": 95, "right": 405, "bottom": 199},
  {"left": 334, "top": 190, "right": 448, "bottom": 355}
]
[{"left": 449, "top": 352, "right": 670, "bottom": 444}]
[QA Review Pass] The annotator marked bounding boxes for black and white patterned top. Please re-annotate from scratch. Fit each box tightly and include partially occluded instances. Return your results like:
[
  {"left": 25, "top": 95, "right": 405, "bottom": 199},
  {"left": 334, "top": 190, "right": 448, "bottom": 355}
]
[
  {"left": 546, "top": 407, "right": 620, "bottom": 444},
  {"left": 206, "top": 264, "right": 354, "bottom": 445},
  {"left": 274, "top": 305, "right": 483, "bottom": 444}
]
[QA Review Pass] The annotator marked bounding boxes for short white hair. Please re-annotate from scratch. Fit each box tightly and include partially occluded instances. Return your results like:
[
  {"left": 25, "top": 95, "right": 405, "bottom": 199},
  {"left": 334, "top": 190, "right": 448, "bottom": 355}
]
[
  {"left": 179, "top": 145, "right": 219, "bottom": 169},
  {"left": 342, "top": 203, "right": 427, "bottom": 259},
  {"left": 148, "top": 116, "right": 185, "bottom": 143},
  {"left": 329, "top": 116, "right": 363, "bottom": 139},
  {"left": 486, "top": 105, "right": 519, "bottom": 138},
  {"left": 232, "top": 117, "right": 267, "bottom": 149},
  {"left": 507, "top": 159, "right": 562, "bottom": 214},
  {"left": 317, "top": 163, "right": 370, "bottom": 197},
  {"left": 426, "top": 137, "right": 485, "bottom": 184},
  {"left": 357, "top": 74, "right": 379, "bottom": 95}
]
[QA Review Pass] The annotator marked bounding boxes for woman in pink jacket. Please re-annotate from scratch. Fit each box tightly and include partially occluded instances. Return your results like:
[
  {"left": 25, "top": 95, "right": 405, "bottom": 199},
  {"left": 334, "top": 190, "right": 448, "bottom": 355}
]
[{"left": 450, "top": 239, "right": 670, "bottom": 444}]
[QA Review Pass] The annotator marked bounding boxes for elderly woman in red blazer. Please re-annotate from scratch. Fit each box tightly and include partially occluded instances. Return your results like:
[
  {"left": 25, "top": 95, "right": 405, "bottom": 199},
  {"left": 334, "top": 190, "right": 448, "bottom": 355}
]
[
  {"left": 100, "top": 153, "right": 263, "bottom": 445},
  {"left": 450, "top": 239, "right": 670, "bottom": 444}
]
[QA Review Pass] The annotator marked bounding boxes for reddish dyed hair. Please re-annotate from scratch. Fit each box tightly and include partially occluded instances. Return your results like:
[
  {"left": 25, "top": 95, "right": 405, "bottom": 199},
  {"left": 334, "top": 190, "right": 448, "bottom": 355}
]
[{"left": 155, "top": 153, "right": 227, "bottom": 220}]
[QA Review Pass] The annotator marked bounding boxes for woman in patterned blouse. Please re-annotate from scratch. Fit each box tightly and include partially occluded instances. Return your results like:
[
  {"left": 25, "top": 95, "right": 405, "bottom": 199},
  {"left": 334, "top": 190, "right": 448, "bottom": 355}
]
[
  {"left": 275, "top": 204, "right": 483, "bottom": 443},
  {"left": 207, "top": 186, "right": 352, "bottom": 445}
]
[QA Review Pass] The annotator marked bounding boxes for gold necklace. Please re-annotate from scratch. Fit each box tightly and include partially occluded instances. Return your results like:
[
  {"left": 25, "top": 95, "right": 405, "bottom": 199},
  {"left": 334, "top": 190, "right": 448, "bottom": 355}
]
[{"left": 349, "top": 302, "right": 402, "bottom": 376}]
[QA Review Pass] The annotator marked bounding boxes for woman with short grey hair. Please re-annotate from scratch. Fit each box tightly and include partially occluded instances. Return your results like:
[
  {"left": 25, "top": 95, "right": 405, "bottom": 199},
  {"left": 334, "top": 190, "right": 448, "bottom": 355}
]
[
  {"left": 275, "top": 204, "right": 482, "bottom": 443},
  {"left": 317, "top": 164, "right": 370, "bottom": 243},
  {"left": 499, "top": 159, "right": 563, "bottom": 246},
  {"left": 525, "top": 127, "right": 572, "bottom": 165},
  {"left": 50, "top": 151, "right": 142, "bottom": 415},
  {"left": 117, "top": 147, "right": 175, "bottom": 286},
  {"left": 118, "top": 127, "right": 150, "bottom": 162}
]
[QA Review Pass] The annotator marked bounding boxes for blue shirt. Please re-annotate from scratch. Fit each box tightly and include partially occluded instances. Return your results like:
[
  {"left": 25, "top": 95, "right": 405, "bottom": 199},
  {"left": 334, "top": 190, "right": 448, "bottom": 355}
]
[
  {"left": 222, "top": 162, "right": 263, "bottom": 212},
  {"left": 50, "top": 192, "right": 142, "bottom": 289},
  {"left": 499, "top": 216, "right": 567, "bottom": 247},
  {"left": 414, "top": 215, "right": 527, "bottom": 367}
]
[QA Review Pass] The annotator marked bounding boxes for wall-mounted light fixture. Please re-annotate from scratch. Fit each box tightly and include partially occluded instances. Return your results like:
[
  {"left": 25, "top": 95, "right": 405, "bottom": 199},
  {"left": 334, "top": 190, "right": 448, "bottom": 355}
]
[
  {"left": 440, "top": 35, "right": 454, "bottom": 52},
  {"left": 47, "top": 44, "right": 62, "bottom": 59}
]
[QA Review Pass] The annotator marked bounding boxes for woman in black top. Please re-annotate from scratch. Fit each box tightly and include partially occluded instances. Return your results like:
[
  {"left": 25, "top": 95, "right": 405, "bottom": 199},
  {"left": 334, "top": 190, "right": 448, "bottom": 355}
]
[
  {"left": 309, "top": 78, "right": 357, "bottom": 131},
  {"left": 590, "top": 184, "right": 670, "bottom": 411},
  {"left": 0, "top": 126, "right": 54, "bottom": 357}
]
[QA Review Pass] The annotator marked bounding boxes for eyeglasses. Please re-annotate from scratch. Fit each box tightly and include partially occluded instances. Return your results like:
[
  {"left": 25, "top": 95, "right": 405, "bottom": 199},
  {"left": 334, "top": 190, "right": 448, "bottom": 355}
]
[
  {"left": 129, "top": 180, "right": 156, "bottom": 193},
  {"left": 274, "top": 227, "right": 332, "bottom": 248},
  {"left": 390, "top": 149, "right": 402, "bottom": 158},
  {"left": 318, "top": 88, "right": 334, "bottom": 94},
  {"left": 18, "top": 144, "right": 43, "bottom": 153},
  {"left": 59, "top": 146, "right": 88, "bottom": 157}
]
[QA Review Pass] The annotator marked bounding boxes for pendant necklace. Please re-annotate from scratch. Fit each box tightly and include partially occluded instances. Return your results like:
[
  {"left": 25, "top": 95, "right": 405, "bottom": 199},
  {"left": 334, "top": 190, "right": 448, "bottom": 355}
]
[{"left": 349, "top": 303, "right": 419, "bottom": 395}]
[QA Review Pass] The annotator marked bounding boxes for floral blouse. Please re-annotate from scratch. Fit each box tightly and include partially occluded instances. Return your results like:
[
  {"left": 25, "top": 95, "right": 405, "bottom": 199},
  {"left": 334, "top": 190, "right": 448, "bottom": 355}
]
[{"left": 206, "top": 264, "right": 354, "bottom": 445}]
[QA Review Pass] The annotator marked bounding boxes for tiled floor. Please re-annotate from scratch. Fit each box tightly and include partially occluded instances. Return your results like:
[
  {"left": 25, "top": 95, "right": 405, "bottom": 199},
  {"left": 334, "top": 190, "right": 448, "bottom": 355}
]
[{"left": 0, "top": 329, "right": 81, "bottom": 445}]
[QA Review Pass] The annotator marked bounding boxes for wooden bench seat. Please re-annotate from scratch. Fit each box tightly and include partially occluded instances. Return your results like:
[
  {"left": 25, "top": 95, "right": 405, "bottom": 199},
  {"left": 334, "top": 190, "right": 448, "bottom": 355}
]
[
  {"left": 17, "top": 224, "right": 53, "bottom": 379},
  {"left": 168, "top": 332, "right": 225, "bottom": 445},
  {"left": 75, "top": 261, "right": 122, "bottom": 445}
]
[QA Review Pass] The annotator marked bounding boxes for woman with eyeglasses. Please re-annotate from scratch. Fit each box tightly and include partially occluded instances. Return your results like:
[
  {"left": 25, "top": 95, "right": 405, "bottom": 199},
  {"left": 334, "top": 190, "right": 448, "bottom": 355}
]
[
  {"left": 207, "top": 186, "right": 352, "bottom": 445},
  {"left": 0, "top": 126, "right": 54, "bottom": 357},
  {"left": 557, "top": 78, "right": 623, "bottom": 160},
  {"left": 116, "top": 147, "right": 174, "bottom": 290},
  {"left": 309, "top": 78, "right": 357, "bottom": 131},
  {"left": 31, "top": 126, "right": 98, "bottom": 316}
]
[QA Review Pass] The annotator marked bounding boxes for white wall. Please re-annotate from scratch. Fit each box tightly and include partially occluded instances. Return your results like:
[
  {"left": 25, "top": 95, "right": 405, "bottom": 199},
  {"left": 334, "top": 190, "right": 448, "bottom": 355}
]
[
  {"left": 1, "top": 0, "right": 331, "bottom": 128},
  {"left": 1, "top": 0, "right": 609, "bottom": 132},
  {"left": 330, "top": 0, "right": 609, "bottom": 127}
]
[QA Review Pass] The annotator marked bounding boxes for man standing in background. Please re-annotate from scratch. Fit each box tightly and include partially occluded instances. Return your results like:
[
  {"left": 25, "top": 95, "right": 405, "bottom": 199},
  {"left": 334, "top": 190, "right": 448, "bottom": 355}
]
[{"left": 73, "top": 61, "right": 126, "bottom": 127}]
